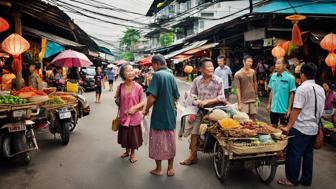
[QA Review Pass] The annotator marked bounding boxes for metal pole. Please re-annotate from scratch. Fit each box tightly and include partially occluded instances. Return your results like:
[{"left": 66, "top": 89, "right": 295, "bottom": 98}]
[{"left": 249, "top": 0, "right": 253, "bottom": 13}]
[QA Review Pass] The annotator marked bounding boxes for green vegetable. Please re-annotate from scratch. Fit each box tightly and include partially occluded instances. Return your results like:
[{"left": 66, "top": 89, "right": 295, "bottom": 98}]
[{"left": 0, "top": 95, "right": 27, "bottom": 105}]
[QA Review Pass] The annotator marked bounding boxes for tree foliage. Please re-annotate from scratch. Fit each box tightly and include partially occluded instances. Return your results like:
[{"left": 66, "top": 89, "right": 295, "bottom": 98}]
[
  {"left": 119, "top": 52, "right": 134, "bottom": 61},
  {"left": 120, "top": 28, "right": 141, "bottom": 50},
  {"left": 159, "top": 32, "right": 175, "bottom": 47}
]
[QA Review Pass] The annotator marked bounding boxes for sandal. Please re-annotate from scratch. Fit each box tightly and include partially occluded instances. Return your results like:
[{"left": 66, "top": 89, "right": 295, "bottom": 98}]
[
  {"left": 120, "top": 153, "right": 129, "bottom": 159},
  {"left": 277, "top": 178, "right": 295, "bottom": 186},
  {"left": 150, "top": 169, "right": 163, "bottom": 176},
  {"left": 167, "top": 169, "right": 175, "bottom": 177},
  {"left": 129, "top": 155, "right": 137, "bottom": 163},
  {"left": 179, "top": 159, "right": 197, "bottom": 166}
]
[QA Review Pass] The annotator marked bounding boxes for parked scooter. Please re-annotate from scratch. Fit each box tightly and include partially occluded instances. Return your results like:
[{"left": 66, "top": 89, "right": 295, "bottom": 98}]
[
  {"left": 0, "top": 108, "right": 39, "bottom": 164},
  {"left": 47, "top": 107, "right": 72, "bottom": 145}
]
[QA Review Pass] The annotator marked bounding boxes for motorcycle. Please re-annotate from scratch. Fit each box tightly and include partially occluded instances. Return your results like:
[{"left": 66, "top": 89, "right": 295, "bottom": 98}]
[{"left": 0, "top": 108, "right": 39, "bottom": 164}]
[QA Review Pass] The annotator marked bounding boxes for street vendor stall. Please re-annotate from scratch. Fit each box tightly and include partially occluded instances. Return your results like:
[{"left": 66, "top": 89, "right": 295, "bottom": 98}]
[{"left": 180, "top": 105, "right": 288, "bottom": 184}]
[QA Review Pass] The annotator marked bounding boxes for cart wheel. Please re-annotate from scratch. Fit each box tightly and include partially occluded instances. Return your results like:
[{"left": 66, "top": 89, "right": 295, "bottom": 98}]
[
  {"left": 213, "top": 141, "right": 229, "bottom": 183},
  {"left": 69, "top": 111, "right": 78, "bottom": 132},
  {"left": 2, "top": 134, "right": 11, "bottom": 158},
  {"left": 61, "top": 122, "right": 70, "bottom": 145},
  {"left": 255, "top": 158, "right": 277, "bottom": 184}
]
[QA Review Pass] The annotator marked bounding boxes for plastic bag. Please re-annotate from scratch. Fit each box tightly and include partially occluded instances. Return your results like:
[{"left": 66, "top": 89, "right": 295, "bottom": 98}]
[{"left": 142, "top": 117, "right": 149, "bottom": 146}]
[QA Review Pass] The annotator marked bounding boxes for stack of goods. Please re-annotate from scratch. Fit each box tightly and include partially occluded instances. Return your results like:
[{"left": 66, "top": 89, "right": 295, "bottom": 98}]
[
  {"left": 42, "top": 87, "right": 57, "bottom": 95},
  {"left": 13, "top": 87, "right": 48, "bottom": 103},
  {"left": 58, "top": 94, "right": 77, "bottom": 104},
  {"left": 44, "top": 96, "right": 65, "bottom": 105},
  {"left": 0, "top": 95, "right": 28, "bottom": 105}
]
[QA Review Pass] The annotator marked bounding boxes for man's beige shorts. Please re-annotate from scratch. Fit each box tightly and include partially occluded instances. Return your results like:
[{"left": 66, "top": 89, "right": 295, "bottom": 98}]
[
  {"left": 183, "top": 115, "right": 202, "bottom": 137},
  {"left": 241, "top": 102, "right": 257, "bottom": 115}
]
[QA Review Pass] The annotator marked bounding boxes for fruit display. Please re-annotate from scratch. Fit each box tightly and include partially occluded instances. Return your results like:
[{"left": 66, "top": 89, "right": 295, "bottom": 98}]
[
  {"left": 42, "top": 87, "right": 56, "bottom": 95},
  {"left": 0, "top": 95, "right": 28, "bottom": 105},
  {"left": 59, "top": 95, "right": 77, "bottom": 104},
  {"left": 13, "top": 87, "right": 47, "bottom": 98},
  {"left": 44, "top": 96, "right": 65, "bottom": 105},
  {"left": 218, "top": 118, "right": 240, "bottom": 129}
]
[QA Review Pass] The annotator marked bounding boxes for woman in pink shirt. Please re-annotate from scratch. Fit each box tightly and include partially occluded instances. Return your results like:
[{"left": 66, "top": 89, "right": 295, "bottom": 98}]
[{"left": 115, "top": 63, "right": 145, "bottom": 163}]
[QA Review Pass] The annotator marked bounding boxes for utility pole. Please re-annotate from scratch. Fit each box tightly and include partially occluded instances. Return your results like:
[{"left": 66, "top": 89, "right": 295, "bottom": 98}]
[{"left": 249, "top": 0, "right": 253, "bottom": 13}]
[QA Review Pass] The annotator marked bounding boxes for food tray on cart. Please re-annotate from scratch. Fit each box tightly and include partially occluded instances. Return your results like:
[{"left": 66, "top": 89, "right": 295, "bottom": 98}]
[
  {"left": 214, "top": 135, "right": 288, "bottom": 156},
  {"left": 40, "top": 102, "right": 77, "bottom": 110}
]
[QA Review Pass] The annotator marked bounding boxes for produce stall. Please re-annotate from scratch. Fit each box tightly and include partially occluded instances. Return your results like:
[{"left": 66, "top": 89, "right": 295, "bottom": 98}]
[{"left": 180, "top": 106, "right": 288, "bottom": 184}]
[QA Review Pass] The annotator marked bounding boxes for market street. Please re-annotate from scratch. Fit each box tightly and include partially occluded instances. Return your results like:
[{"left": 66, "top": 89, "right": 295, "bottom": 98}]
[{"left": 0, "top": 79, "right": 335, "bottom": 189}]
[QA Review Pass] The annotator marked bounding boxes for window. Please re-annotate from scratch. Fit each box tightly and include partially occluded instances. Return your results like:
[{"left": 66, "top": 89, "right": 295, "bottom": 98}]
[
  {"left": 201, "top": 12, "right": 214, "bottom": 17},
  {"left": 200, "top": 20, "right": 204, "bottom": 29},
  {"left": 186, "top": 0, "right": 192, "bottom": 9},
  {"left": 217, "top": 3, "right": 221, "bottom": 8}
]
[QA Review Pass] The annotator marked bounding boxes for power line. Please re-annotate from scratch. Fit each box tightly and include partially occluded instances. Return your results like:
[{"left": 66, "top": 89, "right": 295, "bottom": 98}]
[
  {"left": 48, "top": 0, "right": 147, "bottom": 29},
  {"left": 52, "top": 0, "right": 148, "bottom": 25}
]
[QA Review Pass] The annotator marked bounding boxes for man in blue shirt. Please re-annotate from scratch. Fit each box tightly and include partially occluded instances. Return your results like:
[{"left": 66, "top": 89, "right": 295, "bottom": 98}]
[
  {"left": 107, "top": 67, "right": 114, "bottom": 91},
  {"left": 267, "top": 57, "right": 296, "bottom": 127},
  {"left": 214, "top": 55, "right": 233, "bottom": 101}
]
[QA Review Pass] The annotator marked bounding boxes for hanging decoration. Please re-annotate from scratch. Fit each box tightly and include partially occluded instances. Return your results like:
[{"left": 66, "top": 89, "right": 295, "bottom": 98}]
[
  {"left": 320, "top": 33, "right": 336, "bottom": 75},
  {"left": 280, "top": 41, "right": 290, "bottom": 53},
  {"left": 286, "top": 14, "right": 306, "bottom": 46},
  {"left": 1, "top": 33, "right": 30, "bottom": 74},
  {"left": 271, "top": 45, "right": 286, "bottom": 59},
  {"left": 184, "top": 65, "right": 193, "bottom": 74},
  {"left": 0, "top": 17, "right": 9, "bottom": 33}
]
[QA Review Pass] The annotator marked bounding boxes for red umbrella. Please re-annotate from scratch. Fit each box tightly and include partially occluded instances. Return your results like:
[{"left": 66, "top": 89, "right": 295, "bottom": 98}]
[
  {"left": 51, "top": 49, "right": 93, "bottom": 67},
  {"left": 138, "top": 56, "right": 152, "bottom": 66},
  {"left": 116, "top": 59, "right": 127, "bottom": 66}
]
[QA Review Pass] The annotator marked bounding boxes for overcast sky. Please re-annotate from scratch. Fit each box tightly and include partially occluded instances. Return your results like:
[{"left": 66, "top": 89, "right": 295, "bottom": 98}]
[{"left": 45, "top": 0, "right": 153, "bottom": 52}]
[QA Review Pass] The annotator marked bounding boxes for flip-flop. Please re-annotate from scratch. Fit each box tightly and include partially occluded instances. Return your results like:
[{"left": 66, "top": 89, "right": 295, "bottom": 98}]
[
  {"left": 167, "top": 169, "right": 175, "bottom": 177},
  {"left": 120, "top": 153, "right": 129, "bottom": 159},
  {"left": 150, "top": 170, "right": 163, "bottom": 176},
  {"left": 129, "top": 156, "right": 137, "bottom": 163},
  {"left": 277, "top": 178, "right": 295, "bottom": 186},
  {"left": 179, "top": 159, "right": 197, "bottom": 166}
]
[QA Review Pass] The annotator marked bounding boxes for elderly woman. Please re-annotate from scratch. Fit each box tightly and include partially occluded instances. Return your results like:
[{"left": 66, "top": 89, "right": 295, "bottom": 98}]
[{"left": 115, "top": 63, "right": 145, "bottom": 163}]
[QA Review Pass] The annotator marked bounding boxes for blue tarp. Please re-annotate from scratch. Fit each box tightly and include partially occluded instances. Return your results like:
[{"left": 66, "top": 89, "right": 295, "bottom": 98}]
[
  {"left": 44, "top": 41, "right": 65, "bottom": 58},
  {"left": 254, "top": 0, "right": 336, "bottom": 15}
]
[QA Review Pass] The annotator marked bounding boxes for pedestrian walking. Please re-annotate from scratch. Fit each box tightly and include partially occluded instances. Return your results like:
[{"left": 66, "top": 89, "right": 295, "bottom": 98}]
[
  {"left": 28, "top": 64, "right": 43, "bottom": 90},
  {"left": 143, "top": 54, "right": 180, "bottom": 177},
  {"left": 94, "top": 67, "right": 105, "bottom": 103},
  {"left": 233, "top": 55, "right": 258, "bottom": 121},
  {"left": 107, "top": 67, "right": 114, "bottom": 91},
  {"left": 180, "top": 57, "right": 228, "bottom": 166},
  {"left": 267, "top": 57, "right": 296, "bottom": 127},
  {"left": 214, "top": 55, "right": 233, "bottom": 101},
  {"left": 278, "top": 62, "right": 325, "bottom": 186},
  {"left": 115, "top": 63, "right": 145, "bottom": 163}
]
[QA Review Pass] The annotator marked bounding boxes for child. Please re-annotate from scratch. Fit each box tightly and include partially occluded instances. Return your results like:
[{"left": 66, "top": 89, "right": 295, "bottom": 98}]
[{"left": 94, "top": 67, "right": 104, "bottom": 103}]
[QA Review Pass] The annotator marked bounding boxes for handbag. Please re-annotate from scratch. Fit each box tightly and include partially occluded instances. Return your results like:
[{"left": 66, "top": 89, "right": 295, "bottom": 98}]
[
  {"left": 313, "top": 87, "right": 324, "bottom": 150},
  {"left": 112, "top": 84, "right": 122, "bottom": 132}
]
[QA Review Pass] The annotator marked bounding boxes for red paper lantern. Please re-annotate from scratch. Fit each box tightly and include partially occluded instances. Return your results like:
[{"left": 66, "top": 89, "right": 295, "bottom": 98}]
[
  {"left": 0, "top": 17, "right": 9, "bottom": 33},
  {"left": 272, "top": 45, "right": 286, "bottom": 59},
  {"left": 1, "top": 34, "right": 30, "bottom": 73},
  {"left": 320, "top": 33, "right": 336, "bottom": 53},
  {"left": 184, "top": 66, "right": 193, "bottom": 74},
  {"left": 325, "top": 52, "right": 336, "bottom": 75}
]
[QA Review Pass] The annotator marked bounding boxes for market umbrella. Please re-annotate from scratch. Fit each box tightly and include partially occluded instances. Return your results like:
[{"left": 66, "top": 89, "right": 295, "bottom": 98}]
[
  {"left": 138, "top": 56, "right": 152, "bottom": 66},
  {"left": 51, "top": 49, "right": 93, "bottom": 67},
  {"left": 115, "top": 59, "right": 127, "bottom": 66}
]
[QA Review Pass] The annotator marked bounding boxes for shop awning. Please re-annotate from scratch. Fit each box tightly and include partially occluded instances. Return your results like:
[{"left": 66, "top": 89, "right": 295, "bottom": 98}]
[
  {"left": 182, "top": 43, "right": 219, "bottom": 55},
  {"left": 164, "top": 40, "right": 207, "bottom": 59},
  {"left": 23, "top": 26, "right": 84, "bottom": 47},
  {"left": 255, "top": 0, "right": 336, "bottom": 15},
  {"left": 99, "top": 47, "right": 113, "bottom": 56},
  {"left": 172, "top": 55, "right": 193, "bottom": 64}
]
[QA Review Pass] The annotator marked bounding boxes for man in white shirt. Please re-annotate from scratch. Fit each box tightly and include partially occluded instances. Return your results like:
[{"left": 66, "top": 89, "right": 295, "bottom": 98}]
[
  {"left": 214, "top": 55, "right": 233, "bottom": 101},
  {"left": 278, "top": 62, "right": 325, "bottom": 187}
]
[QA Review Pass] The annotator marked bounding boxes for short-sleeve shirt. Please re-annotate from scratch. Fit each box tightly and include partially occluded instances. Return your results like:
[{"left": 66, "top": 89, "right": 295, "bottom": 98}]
[
  {"left": 293, "top": 80, "right": 325, "bottom": 135},
  {"left": 233, "top": 69, "right": 257, "bottom": 103},
  {"left": 117, "top": 82, "right": 143, "bottom": 127},
  {"left": 107, "top": 70, "right": 114, "bottom": 81},
  {"left": 214, "top": 66, "right": 232, "bottom": 89},
  {"left": 146, "top": 67, "right": 180, "bottom": 130},
  {"left": 268, "top": 71, "right": 296, "bottom": 113},
  {"left": 190, "top": 75, "right": 226, "bottom": 102},
  {"left": 94, "top": 73, "right": 104, "bottom": 86}
]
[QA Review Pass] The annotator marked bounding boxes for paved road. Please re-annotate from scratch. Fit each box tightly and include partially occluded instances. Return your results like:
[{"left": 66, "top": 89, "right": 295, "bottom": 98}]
[{"left": 0, "top": 79, "right": 335, "bottom": 189}]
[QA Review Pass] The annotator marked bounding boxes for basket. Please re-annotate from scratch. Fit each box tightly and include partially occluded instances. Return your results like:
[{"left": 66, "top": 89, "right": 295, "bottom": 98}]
[{"left": 228, "top": 139, "right": 288, "bottom": 155}]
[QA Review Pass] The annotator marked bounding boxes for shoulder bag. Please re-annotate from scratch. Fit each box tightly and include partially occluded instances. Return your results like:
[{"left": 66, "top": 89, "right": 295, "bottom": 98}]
[
  {"left": 112, "top": 84, "right": 122, "bottom": 132},
  {"left": 313, "top": 86, "right": 324, "bottom": 150}
]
